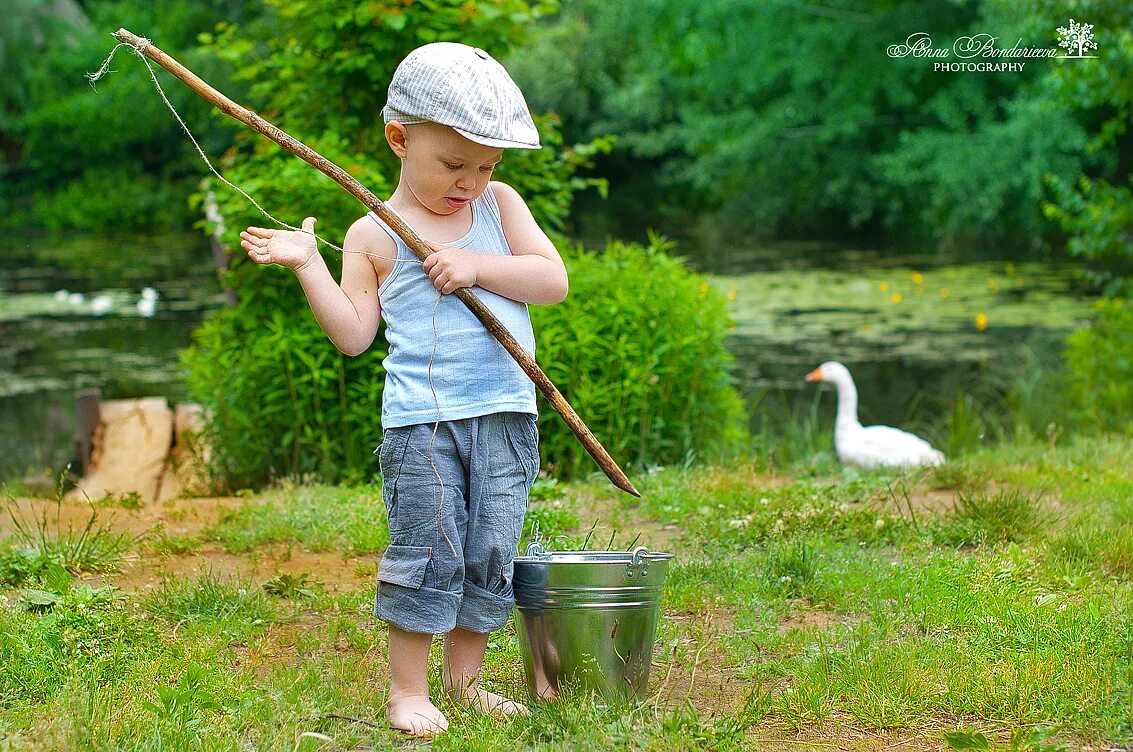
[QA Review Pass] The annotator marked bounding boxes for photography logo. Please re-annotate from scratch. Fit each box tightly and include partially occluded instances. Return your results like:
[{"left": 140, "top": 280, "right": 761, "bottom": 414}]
[
  {"left": 887, "top": 18, "right": 1099, "bottom": 72},
  {"left": 1055, "top": 18, "right": 1098, "bottom": 58}
]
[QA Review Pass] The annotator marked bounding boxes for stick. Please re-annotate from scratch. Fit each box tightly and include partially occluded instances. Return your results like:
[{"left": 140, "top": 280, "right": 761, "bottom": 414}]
[{"left": 112, "top": 28, "right": 640, "bottom": 497}]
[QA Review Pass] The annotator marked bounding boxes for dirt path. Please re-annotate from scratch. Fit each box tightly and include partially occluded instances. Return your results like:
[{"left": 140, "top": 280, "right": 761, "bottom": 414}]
[{"left": 2, "top": 495, "right": 377, "bottom": 593}]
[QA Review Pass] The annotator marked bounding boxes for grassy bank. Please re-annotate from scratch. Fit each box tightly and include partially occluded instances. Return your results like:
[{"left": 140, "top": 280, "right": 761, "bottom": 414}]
[{"left": 1, "top": 435, "right": 1131, "bottom": 750}]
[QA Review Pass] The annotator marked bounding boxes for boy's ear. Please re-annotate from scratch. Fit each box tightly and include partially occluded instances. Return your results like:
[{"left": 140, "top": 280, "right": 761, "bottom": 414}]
[{"left": 385, "top": 121, "right": 410, "bottom": 159}]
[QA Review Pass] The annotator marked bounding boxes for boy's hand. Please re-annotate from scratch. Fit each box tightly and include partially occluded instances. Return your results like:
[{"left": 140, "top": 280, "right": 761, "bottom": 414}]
[
  {"left": 241, "top": 217, "right": 319, "bottom": 271},
  {"left": 422, "top": 243, "right": 480, "bottom": 294}
]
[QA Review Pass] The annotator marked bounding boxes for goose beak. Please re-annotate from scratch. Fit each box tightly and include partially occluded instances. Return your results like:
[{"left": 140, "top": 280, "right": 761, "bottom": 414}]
[{"left": 805, "top": 367, "right": 823, "bottom": 383}]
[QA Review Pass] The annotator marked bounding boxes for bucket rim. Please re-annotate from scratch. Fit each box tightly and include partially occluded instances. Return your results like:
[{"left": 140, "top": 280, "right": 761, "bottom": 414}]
[{"left": 514, "top": 546, "right": 675, "bottom": 565}]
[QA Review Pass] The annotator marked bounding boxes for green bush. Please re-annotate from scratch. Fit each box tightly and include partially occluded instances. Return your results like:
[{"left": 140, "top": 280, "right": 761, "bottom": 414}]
[
  {"left": 1065, "top": 299, "right": 1133, "bottom": 434},
  {"left": 532, "top": 235, "right": 747, "bottom": 478}
]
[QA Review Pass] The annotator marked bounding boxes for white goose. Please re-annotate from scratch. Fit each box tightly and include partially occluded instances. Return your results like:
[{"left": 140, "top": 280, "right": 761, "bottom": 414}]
[{"left": 805, "top": 361, "right": 945, "bottom": 469}]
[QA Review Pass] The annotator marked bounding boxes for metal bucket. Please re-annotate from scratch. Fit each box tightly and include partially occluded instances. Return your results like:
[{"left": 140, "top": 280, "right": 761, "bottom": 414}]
[{"left": 512, "top": 544, "right": 674, "bottom": 703}]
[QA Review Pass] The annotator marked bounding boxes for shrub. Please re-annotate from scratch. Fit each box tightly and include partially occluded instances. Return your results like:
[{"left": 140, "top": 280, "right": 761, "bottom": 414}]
[
  {"left": 532, "top": 235, "right": 748, "bottom": 478},
  {"left": 1064, "top": 299, "right": 1133, "bottom": 434}
]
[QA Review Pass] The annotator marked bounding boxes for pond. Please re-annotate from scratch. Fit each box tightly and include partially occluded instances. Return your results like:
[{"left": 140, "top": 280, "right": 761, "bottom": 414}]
[
  {"left": 0, "top": 232, "right": 1096, "bottom": 485},
  {"left": 0, "top": 230, "right": 226, "bottom": 484},
  {"left": 700, "top": 242, "right": 1095, "bottom": 451}
]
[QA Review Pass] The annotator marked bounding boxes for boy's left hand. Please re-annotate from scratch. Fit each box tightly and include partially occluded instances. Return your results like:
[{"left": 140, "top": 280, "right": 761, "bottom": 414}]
[{"left": 422, "top": 243, "right": 480, "bottom": 294}]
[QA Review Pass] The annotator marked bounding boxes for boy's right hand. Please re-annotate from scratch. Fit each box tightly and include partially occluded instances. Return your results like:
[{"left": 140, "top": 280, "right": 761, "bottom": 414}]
[{"left": 241, "top": 217, "right": 319, "bottom": 271}]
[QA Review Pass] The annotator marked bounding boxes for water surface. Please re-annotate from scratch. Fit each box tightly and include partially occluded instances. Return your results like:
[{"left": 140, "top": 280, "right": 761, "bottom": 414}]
[{"left": 0, "top": 231, "right": 225, "bottom": 483}]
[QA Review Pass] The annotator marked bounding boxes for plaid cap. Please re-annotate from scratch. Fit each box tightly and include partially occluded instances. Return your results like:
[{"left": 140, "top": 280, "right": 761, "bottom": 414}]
[{"left": 382, "top": 42, "right": 540, "bottom": 150}]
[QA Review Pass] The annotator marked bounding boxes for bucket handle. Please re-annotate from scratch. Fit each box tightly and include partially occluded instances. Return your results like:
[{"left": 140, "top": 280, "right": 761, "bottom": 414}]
[
  {"left": 625, "top": 545, "right": 650, "bottom": 579},
  {"left": 525, "top": 542, "right": 547, "bottom": 557}
]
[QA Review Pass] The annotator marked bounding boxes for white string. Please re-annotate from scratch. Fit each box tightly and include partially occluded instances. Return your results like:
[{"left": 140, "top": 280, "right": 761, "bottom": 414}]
[{"left": 427, "top": 290, "right": 458, "bottom": 557}]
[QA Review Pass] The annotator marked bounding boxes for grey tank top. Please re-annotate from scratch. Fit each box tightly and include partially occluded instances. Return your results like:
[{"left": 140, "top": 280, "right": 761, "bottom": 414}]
[{"left": 370, "top": 186, "right": 537, "bottom": 429}]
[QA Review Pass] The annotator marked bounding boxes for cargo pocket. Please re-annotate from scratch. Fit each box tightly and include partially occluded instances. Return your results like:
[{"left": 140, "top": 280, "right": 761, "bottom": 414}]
[{"left": 377, "top": 545, "right": 431, "bottom": 589}]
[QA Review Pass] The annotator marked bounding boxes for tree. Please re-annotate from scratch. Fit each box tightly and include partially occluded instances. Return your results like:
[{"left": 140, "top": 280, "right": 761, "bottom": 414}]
[
  {"left": 1, "top": 0, "right": 261, "bottom": 231},
  {"left": 509, "top": 0, "right": 1124, "bottom": 256}
]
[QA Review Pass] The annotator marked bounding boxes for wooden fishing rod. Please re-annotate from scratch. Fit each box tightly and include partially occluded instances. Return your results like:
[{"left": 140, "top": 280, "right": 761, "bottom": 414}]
[{"left": 111, "top": 28, "right": 640, "bottom": 497}]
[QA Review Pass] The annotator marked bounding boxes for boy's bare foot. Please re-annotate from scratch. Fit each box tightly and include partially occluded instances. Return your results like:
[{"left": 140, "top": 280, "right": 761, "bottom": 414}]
[
  {"left": 453, "top": 684, "right": 530, "bottom": 717},
  {"left": 386, "top": 693, "right": 449, "bottom": 737}
]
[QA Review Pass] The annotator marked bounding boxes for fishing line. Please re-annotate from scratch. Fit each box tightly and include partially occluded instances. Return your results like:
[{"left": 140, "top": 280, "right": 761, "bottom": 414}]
[
  {"left": 87, "top": 39, "right": 418, "bottom": 266},
  {"left": 90, "top": 38, "right": 459, "bottom": 556}
]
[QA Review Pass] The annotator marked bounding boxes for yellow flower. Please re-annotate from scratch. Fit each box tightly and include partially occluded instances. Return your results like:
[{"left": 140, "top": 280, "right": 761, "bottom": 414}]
[
  {"left": 911, "top": 271, "right": 924, "bottom": 285},
  {"left": 891, "top": 292, "right": 903, "bottom": 304},
  {"left": 986, "top": 278, "right": 999, "bottom": 292},
  {"left": 1005, "top": 262, "right": 1016, "bottom": 276},
  {"left": 699, "top": 282, "right": 709, "bottom": 294},
  {"left": 975, "top": 312, "right": 988, "bottom": 331},
  {"left": 727, "top": 286, "right": 737, "bottom": 301},
  {"left": 940, "top": 288, "right": 951, "bottom": 299},
  {"left": 879, "top": 281, "right": 890, "bottom": 292}
]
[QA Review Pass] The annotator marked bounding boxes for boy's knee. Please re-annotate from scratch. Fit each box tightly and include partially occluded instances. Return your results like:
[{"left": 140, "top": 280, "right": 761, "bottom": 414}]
[{"left": 375, "top": 544, "right": 463, "bottom": 634}]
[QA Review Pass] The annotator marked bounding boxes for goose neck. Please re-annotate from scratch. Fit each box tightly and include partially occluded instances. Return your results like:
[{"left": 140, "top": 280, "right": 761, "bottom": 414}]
[{"left": 831, "top": 374, "right": 861, "bottom": 429}]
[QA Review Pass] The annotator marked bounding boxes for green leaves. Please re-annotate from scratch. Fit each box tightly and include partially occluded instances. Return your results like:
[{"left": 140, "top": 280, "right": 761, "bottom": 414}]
[
  {"left": 510, "top": 0, "right": 1130, "bottom": 255},
  {"left": 1064, "top": 299, "right": 1133, "bottom": 433},
  {"left": 1044, "top": 174, "right": 1133, "bottom": 296},
  {"left": 532, "top": 235, "right": 747, "bottom": 478}
]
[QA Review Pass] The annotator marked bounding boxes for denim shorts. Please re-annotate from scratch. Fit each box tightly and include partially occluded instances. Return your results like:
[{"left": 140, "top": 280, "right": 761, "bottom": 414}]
[{"left": 373, "top": 412, "right": 539, "bottom": 635}]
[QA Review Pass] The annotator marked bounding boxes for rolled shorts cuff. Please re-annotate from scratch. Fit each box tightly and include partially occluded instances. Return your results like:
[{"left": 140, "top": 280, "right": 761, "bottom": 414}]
[
  {"left": 455, "top": 580, "right": 514, "bottom": 633},
  {"left": 376, "top": 583, "right": 460, "bottom": 635}
]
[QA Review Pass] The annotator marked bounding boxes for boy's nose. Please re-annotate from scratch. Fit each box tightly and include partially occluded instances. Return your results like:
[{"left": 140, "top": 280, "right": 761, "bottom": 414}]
[{"left": 455, "top": 174, "right": 476, "bottom": 190}]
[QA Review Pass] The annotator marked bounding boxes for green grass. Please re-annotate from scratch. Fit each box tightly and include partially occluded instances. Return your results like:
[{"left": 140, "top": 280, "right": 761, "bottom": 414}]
[
  {"left": 933, "top": 487, "right": 1048, "bottom": 546},
  {"left": 0, "top": 497, "right": 140, "bottom": 588},
  {"left": 0, "top": 435, "right": 1131, "bottom": 749},
  {"left": 203, "top": 484, "right": 389, "bottom": 554}
]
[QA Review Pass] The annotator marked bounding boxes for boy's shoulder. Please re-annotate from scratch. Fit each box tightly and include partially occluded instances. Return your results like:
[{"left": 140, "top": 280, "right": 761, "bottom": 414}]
[
  {"left": 488, "top": 180, "right": 530, "bottom": 217},
  {"left": 488, "top": 180, "right": 521, "bottom": 202},
  {"left": 346, "top": 212, "right": 396, "bottom": 248},
  {"left": 345, "top": 212, "right": 397, "bottom": 276}
]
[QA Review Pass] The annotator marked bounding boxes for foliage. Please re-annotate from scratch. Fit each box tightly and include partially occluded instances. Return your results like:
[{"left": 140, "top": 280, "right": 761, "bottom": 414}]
[
  {"left": 203, "top": 485, "right": 389, "bottom": 554},
  {"left": 1045, "top": 174, "right": 1133, "bottom": 295},
  {"left": 934, "top": 488, "right": 1046, "bottom": 546},
  {"left": 140, "top": 666, "right": 221, "bottom": 751},
  {"left": 1064, "top": 299, "right": 1133, "bottom": 433},
  {"left": 944, "top": 726, "right": 1070, "bottom": 752},
  {"left": 0, "top": 579, "right": 156, "bottom": 709},
  {"left": 143, "top": 573, "right": 282, "bottom": 640},
  {"left": 1, "top": 0, "right": 259, "bottom": 231},
  {"left": 262, "top": 572, "right": 319, "bottom": 599},
  {"left": 510, "top": 0, "right": 1130, "bottom": 254},
  {"left": 181, "top": 299, "right": 386, "bottom": 488},
  {"left": 532, "top": 235, "right": 747, "bottom": 478},
  {"left": 1040, "top": 3, "right": 1133, "bottom": 292},
  {"left": 763, "top": 539, "right": 817, "bottom": 596}
]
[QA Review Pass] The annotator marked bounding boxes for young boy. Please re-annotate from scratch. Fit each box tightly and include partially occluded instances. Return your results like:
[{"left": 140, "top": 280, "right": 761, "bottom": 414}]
[{"left": 239, "top": 42, "right": 567, "bottom": 737}]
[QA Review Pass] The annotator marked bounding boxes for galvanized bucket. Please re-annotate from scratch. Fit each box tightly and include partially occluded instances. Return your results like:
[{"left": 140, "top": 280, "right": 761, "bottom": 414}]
[{"left": 512, "top": 544, "right": 675, "bottom": 703}]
